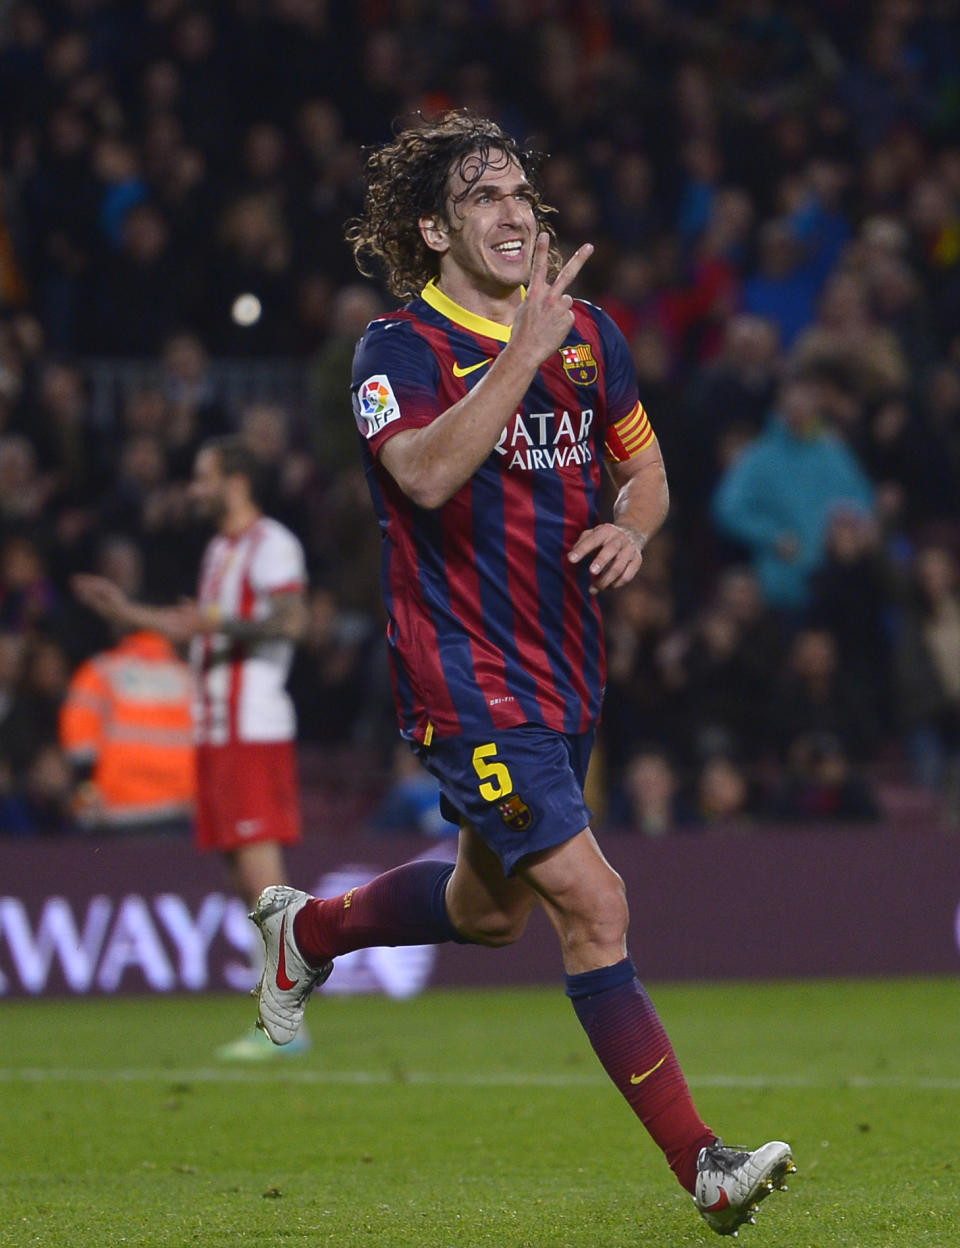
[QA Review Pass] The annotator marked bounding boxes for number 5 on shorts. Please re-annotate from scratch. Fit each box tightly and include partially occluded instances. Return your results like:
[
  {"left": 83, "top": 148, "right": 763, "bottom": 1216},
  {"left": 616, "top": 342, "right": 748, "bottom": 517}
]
[{"left": 472, "top": 743, "right": 514, "bottom": 802}]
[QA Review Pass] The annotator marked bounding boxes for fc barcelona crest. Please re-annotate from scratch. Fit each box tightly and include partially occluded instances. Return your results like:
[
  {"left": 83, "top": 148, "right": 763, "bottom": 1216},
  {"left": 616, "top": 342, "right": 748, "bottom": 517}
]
[
  {"left": 498, "top": 792, "right": 533, "bottom": 832},
  {"left": 560, "top": 343, "right": 598, "bottom": 385}
]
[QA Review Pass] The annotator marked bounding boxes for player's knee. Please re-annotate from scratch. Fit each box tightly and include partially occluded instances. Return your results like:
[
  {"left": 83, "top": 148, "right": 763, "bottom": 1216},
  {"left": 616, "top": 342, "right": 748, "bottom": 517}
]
[
  {"left": 563, "top": 872, "right": 629, "bottom": 952},
  {"left": 591, "top": 873, "right": 629, "bottom": 943},
  {"left": 457, "top": 908, "right": 530, "bottom": 947}
]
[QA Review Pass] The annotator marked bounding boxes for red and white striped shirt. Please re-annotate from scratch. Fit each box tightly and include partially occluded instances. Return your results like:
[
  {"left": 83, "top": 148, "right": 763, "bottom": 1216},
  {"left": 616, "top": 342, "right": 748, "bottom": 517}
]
[{"left": 191, "top": 516, "right": 305, "bottom": 746}]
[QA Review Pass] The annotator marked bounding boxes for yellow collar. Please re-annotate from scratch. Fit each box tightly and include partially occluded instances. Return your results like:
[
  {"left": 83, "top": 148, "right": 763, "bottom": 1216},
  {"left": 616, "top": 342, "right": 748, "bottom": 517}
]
[{"left": 421, "top": 278, "right": 525, "bottom": 343}]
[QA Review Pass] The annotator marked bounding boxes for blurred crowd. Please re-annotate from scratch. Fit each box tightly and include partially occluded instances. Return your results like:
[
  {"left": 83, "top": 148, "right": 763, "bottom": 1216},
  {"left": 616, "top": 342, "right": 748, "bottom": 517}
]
[{"left": 1, "top": 0, "right": 960, "bottom": 835}]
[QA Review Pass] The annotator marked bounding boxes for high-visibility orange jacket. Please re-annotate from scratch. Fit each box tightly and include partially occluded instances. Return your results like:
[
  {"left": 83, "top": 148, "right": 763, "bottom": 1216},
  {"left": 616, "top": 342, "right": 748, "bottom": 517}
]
[{"left": 59, "top": 631, "right": 196, "bottom": 827}]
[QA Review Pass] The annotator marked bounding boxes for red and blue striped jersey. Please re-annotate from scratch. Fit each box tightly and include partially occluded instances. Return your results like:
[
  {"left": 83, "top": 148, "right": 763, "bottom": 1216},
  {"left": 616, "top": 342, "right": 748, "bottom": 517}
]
[{"left": 351, "top": 279, "right": 656, "bottom": 745}]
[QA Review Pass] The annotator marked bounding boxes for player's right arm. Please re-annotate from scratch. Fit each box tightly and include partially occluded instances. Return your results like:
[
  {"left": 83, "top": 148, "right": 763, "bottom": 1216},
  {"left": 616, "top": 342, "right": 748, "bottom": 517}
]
[
  {"left": 378, "top": 234, "right": 592, "bottom": 509},
  {"left": 70, "top": 574, "right": 198, "bottom": 643}
]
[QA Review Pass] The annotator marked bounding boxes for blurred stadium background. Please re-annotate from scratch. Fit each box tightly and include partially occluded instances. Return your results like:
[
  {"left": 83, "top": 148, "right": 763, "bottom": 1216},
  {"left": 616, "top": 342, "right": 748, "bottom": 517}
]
[{"left": 1, "top": 0, "right": 960, "bottom": 998}]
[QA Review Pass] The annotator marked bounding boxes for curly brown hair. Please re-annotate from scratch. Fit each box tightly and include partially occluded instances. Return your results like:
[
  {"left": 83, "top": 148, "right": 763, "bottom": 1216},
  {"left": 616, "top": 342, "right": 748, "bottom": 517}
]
[{"left": 345, "top": 110, "right": 559, "bottom": 300}]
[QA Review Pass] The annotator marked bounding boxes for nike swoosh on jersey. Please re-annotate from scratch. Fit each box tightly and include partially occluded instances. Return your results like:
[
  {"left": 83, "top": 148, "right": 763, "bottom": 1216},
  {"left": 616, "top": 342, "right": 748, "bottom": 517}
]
[
  {"left": 629, "top": 1054, "right": 667, "bottom": 1085},
  {"left": 276, "top": 915, "right": 299, "bottom": 991},
  {"left": 452, "top": 358, "right": 492, "bottom": 378}
]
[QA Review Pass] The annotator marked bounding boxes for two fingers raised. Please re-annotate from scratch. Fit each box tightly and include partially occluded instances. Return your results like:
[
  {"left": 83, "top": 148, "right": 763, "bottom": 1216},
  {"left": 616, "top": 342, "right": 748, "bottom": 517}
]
[{"left": 528, "top": 232, "right": 593, "bottom": 299}]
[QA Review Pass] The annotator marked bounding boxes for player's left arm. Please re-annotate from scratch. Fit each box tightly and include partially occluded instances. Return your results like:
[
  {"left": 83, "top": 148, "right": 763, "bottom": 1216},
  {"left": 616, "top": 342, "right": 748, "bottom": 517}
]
[{"left": 567, "top": 439, "right": 669, "bottom": 595}]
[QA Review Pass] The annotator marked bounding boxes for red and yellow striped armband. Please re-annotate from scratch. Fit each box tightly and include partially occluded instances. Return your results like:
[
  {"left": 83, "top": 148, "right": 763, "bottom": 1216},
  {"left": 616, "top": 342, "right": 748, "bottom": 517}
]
[{"left": 604, "top": 401, "right": 656, "bottom": 463}]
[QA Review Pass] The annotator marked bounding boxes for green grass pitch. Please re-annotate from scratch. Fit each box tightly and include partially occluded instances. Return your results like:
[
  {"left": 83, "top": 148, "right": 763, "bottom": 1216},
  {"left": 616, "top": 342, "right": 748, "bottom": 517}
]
[{"left": 1, "top": 977, "right": 957, "bottom": 1247}]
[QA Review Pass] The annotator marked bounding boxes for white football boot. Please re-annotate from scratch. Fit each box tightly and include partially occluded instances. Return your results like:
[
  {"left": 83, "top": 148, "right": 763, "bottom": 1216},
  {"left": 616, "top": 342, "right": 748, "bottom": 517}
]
[
  {"left": 694, "top": 1139, "right": 795, "bottom": 1236},
  {"left": 249, "top": 886, "right": 332, "bottom": 1045}
]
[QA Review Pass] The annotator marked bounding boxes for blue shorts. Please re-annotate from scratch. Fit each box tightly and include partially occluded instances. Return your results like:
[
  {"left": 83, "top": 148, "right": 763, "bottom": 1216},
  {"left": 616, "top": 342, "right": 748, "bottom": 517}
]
[{"left": 413, "top": 723, "right": 595, "bottom": 875}]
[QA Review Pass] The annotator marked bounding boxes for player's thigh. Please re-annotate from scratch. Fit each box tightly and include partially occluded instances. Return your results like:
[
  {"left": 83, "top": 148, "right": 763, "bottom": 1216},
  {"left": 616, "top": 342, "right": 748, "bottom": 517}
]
[
  {"left": 446, "top": 821, "right": 538, "bottom": 944},
  {"left": 415, "top": 724, "right": 595, "bottom": 876}
]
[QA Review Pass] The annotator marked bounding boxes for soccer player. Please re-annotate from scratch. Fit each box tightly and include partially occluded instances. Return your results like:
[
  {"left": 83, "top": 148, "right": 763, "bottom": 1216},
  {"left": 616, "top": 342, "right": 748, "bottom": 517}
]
[
  {"left": 73, "top": 435, "right": 310, "bottom": 1059},
  {"left": 250, "top": 112, "right": 794, "bottom": 1234}
]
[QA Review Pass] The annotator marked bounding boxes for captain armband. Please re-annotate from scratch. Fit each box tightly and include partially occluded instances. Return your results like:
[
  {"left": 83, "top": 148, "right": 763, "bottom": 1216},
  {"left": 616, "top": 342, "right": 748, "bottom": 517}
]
[{"left": 604, "top": 401, "right": 656, "bottom": 463}]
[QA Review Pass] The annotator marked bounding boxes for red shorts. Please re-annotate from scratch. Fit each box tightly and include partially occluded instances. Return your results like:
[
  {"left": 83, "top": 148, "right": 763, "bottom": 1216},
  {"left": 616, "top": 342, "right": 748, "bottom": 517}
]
[{"left": 194, "top": 740, "right": 302, "bottom": 853}]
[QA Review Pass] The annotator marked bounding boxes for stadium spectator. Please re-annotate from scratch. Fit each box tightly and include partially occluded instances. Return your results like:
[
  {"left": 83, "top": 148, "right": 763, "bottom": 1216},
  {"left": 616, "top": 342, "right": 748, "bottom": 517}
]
[
  {"left": 741, "top": 220, "right": 821, "bottom": 350},
  {"left": 921, "top": 362, "right": 960, "bottom": 510},
  {"left": 97, "top": 431, "right": 169, "bottom": 541},
  {"left": 712, "top": 565, "right": 787, "bottom": 713},
  {"left": 0, "top": 629, "right": 25, "bottom": 751},
  {"left": 604, "top": 745, "right": 688, "bottom": 837},
  {"left": 0, "top": 534, "right": 56, "bottom": 634},
  {"left": 307, "top": 283, "right": 386, "bottom": 476},
  {"left": 32, "top": 360, "right": 102, "bottom": 503},
  {"left": 0, "top": 632, "right": 71, "bottom": 774},
  {"left": 84, "top": 202, "right": 189, "bottom": 357},
  {"left": 601, "top": 152, "right": 662, "bottom": 252},
  {"left": 92, "top": 136, "right": 149, "bottom": 252},
  {"left": 0, "top": 751, "right": 28, "bottom": 833},
  {"left": 712, "top": 371, "right": 875, "bottom": 612},
  {"left": 769, "top": 731, "right": 881, "bottom": 824},
  {"left": 791, "top": 268, "right": 910, "bottom": 403},
  {"left": 773, "top": 628, "right": 882, "bottom": 765},
  {"left": 313, "top": 462, "right": 387, "bottom": 619},
  {"left": 892, "top": 544, "right": 960, "bottom": 821},
  {"left": 595, "top": 250, "right": 658, "bottom": 346},
  {"left": 209, "top": 194, "right": 297, "bottom": 356},
  {"left": 602, "top": 576, "right": 680, "bottom": 774},
  {"left": 806, "top": 506, "right": 897, "bottom": 732},
  {"left": 689, "top": 754, "right": 758, "bottom": 831},
  {"left": 864, "top": 248, "right": 940, "bottom": 382},
  {"left": 238, "top": 401, "right": 318, "bottom": 553},
  {"left": 159, "top": 332, "right": 224, "bottom": 430},
  {"left": 288, "top": 584, "right": 376, "bottom": 747},
  {"left": 0, "top": 435, "right": 55, "bottom": 528},
  {"left": 856, "top": 392, "right": 958, "bottom": 534},
  {"left": 681, "top": 314, "right": 782, "bottom": 495},
  {"left": 12, "top": 741, "right": 77, "bottom": 835},
  {"left": 666, "top": 603, "right": 767, "bottom": 766}
]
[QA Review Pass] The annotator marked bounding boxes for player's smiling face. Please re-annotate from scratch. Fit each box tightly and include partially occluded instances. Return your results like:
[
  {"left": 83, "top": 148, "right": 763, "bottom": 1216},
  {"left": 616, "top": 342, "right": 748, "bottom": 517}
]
[{"left": 422, "top": 150, "right": 538, "bottom": 299}]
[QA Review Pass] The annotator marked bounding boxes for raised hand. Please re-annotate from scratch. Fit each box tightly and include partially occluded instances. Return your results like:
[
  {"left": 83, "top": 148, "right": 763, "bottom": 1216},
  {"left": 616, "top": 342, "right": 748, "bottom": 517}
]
[
  {"left": 70, "top": 573, "right": 130, "bottom": 620},
  {"left": 70, "top": 573, "right": 203, "bottom": 642},
  {"left": 509, "top": 232, "right": 593, "bottom": 370}
]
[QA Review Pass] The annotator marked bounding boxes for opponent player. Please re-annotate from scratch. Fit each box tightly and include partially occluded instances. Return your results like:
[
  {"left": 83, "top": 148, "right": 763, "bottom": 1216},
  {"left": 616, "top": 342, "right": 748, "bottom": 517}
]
[
  {"left": 250, "top": 112, "right": 795, "bottom": 1234},
  {"left": 73, "top": 435, "right": 310, "bottom": 1059}
]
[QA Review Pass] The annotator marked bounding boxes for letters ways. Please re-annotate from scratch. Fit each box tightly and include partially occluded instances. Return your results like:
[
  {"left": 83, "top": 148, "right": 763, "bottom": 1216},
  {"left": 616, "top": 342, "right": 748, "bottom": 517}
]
[
  {"left": 0, "top": 882, "right": 438, "bottom": 999},
  {"left": 0, "top": 893, "right": 256, "bottom": 995}
]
